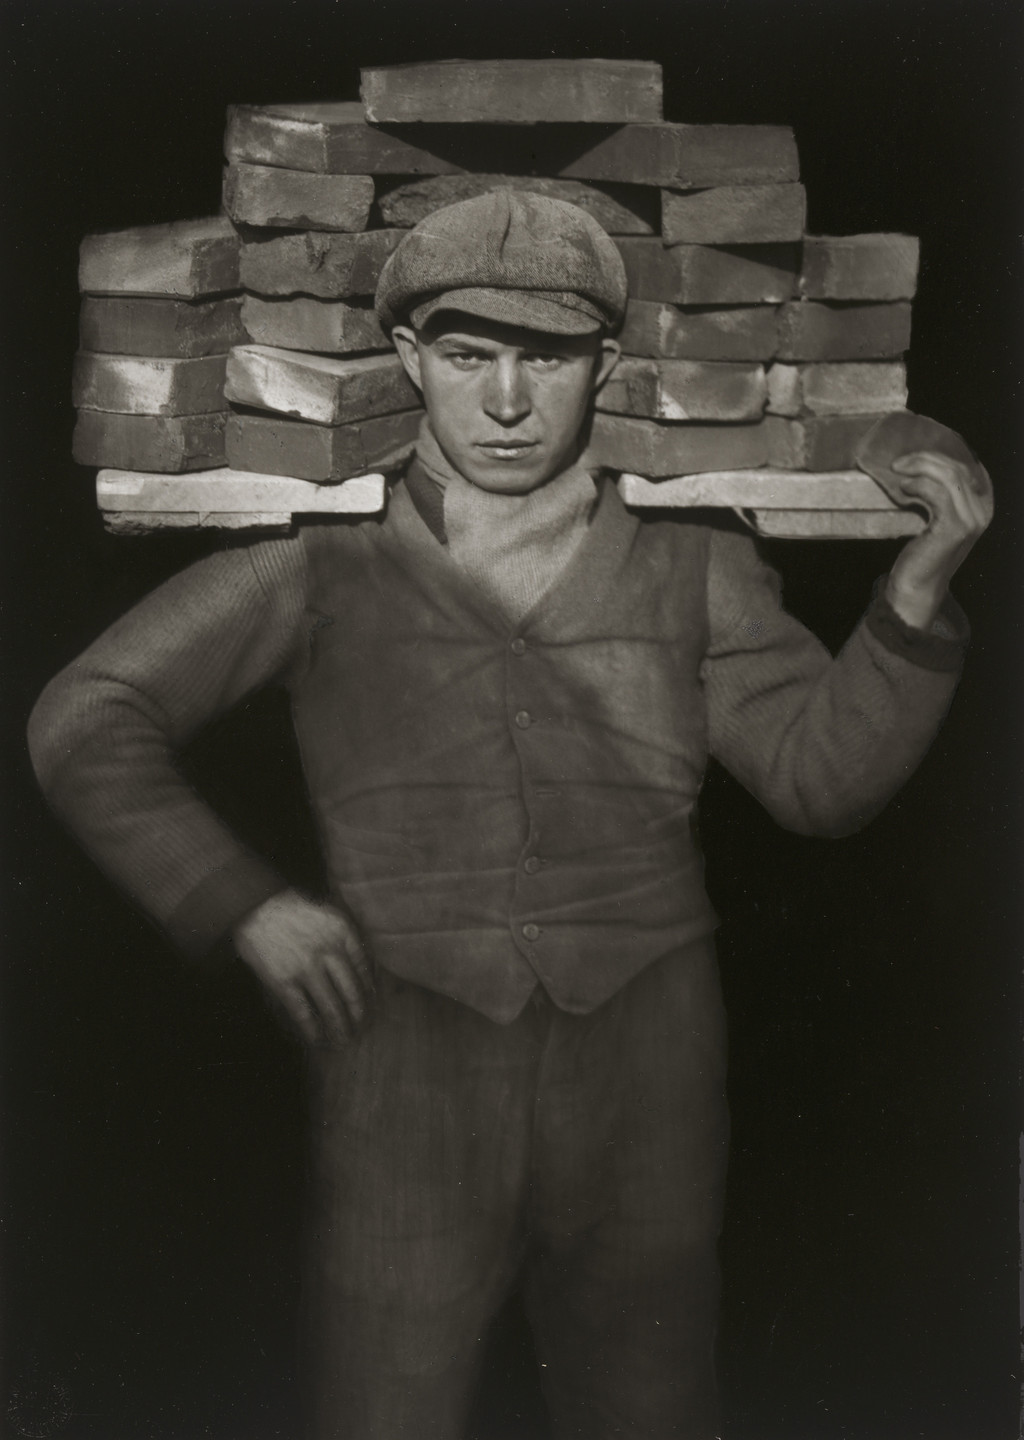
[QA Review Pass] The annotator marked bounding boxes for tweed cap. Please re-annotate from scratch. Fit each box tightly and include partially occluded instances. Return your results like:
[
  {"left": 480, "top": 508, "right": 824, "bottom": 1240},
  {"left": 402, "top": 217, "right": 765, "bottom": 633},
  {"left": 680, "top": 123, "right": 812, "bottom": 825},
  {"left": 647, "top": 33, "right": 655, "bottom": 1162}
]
[{"left": 374, "top": 189, "right": 628, "bottom": 336}]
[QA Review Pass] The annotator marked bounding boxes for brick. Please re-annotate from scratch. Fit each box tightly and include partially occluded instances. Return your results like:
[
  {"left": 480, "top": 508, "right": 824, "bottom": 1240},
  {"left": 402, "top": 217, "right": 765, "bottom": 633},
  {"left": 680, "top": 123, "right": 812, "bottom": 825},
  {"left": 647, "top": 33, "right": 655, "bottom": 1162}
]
[
  {"left": 226, "top": 101, "right": 468, "bottom": 175},
  {"left": 79, "top": 217, "right": 240, "bottom": 299},
  {"left": 241, "top": 295, "right": 388, "bottom": 353},
  {"left": 104, "top": 511, "right": 293, "bottom": 534},
  {"left": 361, "top": 60, "right": 663, "bottom": 124},
  {"left": 617, "top": 469, "right": 896, "bottom": 509},
  {"left": 72, "top": 353, "right": 227, "bottom": 416},
  {"left": 557, "top": 124, "right": 799, "bottom": 188},
  {"left": 616, "top": 239, "right": 798, "bottom": 304},
  {"left": 661, "top": 184, "right": 806, "bottom": 245},
  {"left": 239, "top": 230, "right": 402, "bottom": 298},
  {"left": 96, "top": 468, "right": 387, "bottom": 515},
  {"left": 226, "top": 409, "right": 423, "bottom": 482},
  {"left": 596, "top": 357, "right": 766, "bottom": 421},
  {"left": 222, "top": 164, "right": 374, "bottom": 232},
  {"left": 617, "top": 302, "right": 781, "bottom": 361},
  {"left": 586, "top": 413, "right": 770, "bottom": 477},
  {"left": 749, "top": 509, "right": 922, "bottom": 539},
  {"left": 74, "top": 411, "right": 226, "bottom": 472},
  {"left": 617, "top": 468, "right": 920, "bottom": 537},
  {"left": 225, "top": 346, "right": 418, "bottom": 426},
  {"left": 800, "top": 235, "right": 920, "bottom": 301},
  {"left": 853, "top": 409, "right": 989, "bottom": 507},
  {"left": 79, "top": 296, "right": 246, "bottom": 358},
  {"left": 766, "top": 362, "right": 907, "bottom": 417},
  {"left": 776, "top": 301, "right": 912, "bottom": 361},
  {"left": 764, "top": 413, "right": 902, "bottom": 470},
  {"left": 377, "top": 174, "right": 658, "bottom": 235},
  {"left": 228, "top": 104, "right": 797, "bottom": 187}
]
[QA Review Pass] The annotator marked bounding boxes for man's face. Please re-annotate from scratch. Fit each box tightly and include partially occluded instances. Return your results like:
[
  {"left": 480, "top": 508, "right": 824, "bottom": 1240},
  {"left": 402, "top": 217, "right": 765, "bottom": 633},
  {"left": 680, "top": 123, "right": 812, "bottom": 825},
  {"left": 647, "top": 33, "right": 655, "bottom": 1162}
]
[{"left": 391, "top": 314, "right": 620, "bottom": 494}]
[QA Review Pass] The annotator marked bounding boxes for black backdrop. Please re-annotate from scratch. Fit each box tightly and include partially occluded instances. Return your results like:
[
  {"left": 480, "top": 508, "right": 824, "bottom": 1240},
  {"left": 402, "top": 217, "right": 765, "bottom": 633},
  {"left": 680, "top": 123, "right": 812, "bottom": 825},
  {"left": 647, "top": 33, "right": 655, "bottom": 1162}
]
[{"left": 3, "top": 2, "right": 1021, "bottom": 1437}]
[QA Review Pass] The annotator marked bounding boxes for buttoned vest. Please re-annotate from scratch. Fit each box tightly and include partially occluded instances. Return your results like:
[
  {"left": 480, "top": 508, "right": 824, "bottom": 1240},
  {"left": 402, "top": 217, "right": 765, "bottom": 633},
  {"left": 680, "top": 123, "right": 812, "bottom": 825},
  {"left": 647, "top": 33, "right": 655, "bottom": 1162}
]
[{"left": 290, "top": 474, "right": 717, "bottom": 1023}]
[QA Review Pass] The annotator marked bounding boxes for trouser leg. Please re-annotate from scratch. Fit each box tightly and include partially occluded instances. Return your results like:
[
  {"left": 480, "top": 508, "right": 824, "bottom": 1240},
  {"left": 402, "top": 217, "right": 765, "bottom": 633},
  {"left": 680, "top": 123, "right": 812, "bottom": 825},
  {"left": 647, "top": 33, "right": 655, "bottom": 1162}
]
[
  {"left": 523, "top": 944, "right": 730, "bottom": 1440},
  {"left": 301, "top": 974, "right": 545, "bottom": 1440}
]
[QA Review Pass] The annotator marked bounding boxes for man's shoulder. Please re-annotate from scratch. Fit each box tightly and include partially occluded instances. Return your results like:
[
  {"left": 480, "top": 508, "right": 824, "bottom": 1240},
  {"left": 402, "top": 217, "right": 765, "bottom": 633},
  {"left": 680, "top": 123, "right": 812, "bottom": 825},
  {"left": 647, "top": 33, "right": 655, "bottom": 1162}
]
[{"left": 241, "top": 507, "right": 387, "bottom": 579}]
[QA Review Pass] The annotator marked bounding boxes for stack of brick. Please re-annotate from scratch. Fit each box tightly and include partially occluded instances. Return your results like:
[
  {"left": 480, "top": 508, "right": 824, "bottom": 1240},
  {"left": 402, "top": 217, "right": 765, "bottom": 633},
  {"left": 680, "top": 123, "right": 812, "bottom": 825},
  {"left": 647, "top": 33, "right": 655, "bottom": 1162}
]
[
  {"left": 73, "top": 217, "right": 245, "bottom": 473},
  {"left": 221, "top": 123, "right": 424, "bottom": 482},
  {"left": 78, "top": 59, "right": 921, "bottom": 535},
  {"left": 600, "top": 232, "right": 915, "bottom": 478}
]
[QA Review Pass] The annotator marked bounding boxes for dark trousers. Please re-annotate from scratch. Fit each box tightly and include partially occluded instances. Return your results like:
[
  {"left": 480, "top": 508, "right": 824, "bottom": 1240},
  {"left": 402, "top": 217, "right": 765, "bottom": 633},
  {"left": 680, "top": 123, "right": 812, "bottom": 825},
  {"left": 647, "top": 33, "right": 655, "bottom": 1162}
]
[{"left": 302, "top": 942, "right": 729, "bottom": 1440}]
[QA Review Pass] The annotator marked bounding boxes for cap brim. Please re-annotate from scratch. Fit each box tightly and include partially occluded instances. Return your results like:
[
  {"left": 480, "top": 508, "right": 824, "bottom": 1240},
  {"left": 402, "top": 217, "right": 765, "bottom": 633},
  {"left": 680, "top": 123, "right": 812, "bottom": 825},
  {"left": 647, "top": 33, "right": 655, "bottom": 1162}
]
[{"left": 409, "top": 287, "right": 605, "bottom": 336}]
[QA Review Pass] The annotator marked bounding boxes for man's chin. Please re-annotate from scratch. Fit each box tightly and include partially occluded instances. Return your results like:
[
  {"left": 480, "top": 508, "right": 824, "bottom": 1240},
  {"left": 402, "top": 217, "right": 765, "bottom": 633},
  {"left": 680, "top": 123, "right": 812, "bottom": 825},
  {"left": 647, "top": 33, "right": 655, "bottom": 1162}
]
[{"left": 456, "top": 447, "right": 571, "bottom": 495}]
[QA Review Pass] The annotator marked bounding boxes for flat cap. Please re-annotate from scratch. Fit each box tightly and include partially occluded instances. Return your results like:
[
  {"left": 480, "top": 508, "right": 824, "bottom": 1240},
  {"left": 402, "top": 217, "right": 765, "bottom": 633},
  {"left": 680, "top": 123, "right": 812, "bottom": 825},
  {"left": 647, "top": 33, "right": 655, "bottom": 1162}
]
[{"left": 374, "top": 189, "right": 628, "bottom": 337}]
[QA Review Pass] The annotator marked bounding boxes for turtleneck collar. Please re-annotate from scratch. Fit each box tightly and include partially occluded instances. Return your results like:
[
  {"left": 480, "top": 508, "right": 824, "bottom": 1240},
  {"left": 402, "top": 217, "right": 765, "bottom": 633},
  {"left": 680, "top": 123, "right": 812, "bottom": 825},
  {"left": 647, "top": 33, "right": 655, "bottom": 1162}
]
[{"left": 411, "top": 416, "right": 599, "bottom": 625}]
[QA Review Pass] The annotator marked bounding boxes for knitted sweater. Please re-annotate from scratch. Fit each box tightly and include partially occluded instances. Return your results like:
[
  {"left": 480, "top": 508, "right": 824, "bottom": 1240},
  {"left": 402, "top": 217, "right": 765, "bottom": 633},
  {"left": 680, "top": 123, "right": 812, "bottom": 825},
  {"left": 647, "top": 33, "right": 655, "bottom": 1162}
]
[{"left": 28, "top": 472, "right": 968, "bottom": 1021}]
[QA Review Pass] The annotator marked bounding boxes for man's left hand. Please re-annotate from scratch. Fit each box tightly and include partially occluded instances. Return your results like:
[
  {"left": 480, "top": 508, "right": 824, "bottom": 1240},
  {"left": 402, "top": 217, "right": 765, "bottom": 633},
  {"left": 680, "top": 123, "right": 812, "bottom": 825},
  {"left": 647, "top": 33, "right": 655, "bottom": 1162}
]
[{"left": 884, "top": 449, "right": 993, "bottom": 630}]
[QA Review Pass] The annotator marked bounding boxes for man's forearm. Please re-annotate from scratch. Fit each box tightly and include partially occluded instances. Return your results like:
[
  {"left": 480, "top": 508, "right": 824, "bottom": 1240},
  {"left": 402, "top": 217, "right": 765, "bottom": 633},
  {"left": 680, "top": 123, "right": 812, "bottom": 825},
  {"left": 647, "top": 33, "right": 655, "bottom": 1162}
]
[{"left": 28, "top": 539, "right": 307, "bottom": 956}]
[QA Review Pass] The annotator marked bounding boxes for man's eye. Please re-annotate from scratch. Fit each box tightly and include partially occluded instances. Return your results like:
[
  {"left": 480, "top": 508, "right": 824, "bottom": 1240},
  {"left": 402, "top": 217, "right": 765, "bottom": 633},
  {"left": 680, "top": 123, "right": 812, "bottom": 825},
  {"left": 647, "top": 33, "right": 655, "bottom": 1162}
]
[
  {"left": 448, "top": 352, "right": 485, "bottom": 369},
  {"left": 525, "top": 354, "right": 564, "bottom": 370}
]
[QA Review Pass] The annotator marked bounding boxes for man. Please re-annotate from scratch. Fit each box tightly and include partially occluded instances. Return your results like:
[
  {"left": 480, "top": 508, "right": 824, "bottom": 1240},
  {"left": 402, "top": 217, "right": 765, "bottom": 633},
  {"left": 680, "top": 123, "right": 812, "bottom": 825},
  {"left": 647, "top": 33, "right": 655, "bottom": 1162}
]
[{"left": 28, "top": 191, "right": 992, "bottom": 1439}]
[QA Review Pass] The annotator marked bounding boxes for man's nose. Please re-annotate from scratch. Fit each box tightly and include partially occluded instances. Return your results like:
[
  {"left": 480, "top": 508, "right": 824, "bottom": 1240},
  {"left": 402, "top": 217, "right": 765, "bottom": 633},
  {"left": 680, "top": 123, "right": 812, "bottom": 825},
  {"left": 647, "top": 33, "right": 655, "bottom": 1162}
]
[{"left": 483, "top": 356, "right": 531, "bottom": 425}]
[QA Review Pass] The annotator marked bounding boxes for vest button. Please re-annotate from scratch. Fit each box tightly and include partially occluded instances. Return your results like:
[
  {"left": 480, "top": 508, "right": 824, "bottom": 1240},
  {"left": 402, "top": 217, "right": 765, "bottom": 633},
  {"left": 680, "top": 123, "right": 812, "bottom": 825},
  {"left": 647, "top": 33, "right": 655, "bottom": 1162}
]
[
  {"left": 523, "top": 856, "right": 542, "bottom": 875},
  {"left": 514, "top": 710, "right": 532, "bottom": 729},
  {"left": 522, "top": 922, "right": 541, "bottom": 942},
  {"left": 510, "top": 638, "right": 527, "bottom": 656}
]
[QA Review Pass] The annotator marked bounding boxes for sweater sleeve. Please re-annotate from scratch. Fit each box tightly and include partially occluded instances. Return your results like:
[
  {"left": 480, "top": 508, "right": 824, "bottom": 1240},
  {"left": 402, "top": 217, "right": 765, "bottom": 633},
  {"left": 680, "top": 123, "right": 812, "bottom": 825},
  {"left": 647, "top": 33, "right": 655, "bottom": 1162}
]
[
  {"left": 27, "top": 536, "right": 310, "bottom": 957},
  {"left": 700, "top": 525, "right": 969, "bottom": 837}
]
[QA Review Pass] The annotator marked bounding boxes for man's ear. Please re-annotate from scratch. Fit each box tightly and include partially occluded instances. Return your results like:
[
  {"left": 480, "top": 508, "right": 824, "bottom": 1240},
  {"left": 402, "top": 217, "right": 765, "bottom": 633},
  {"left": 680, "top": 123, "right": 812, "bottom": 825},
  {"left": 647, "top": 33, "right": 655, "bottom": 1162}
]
[
  {"left": 593, "top": 337, "right": 621, "bottom": 393},
  {"left": 391, "top": 325, "right": 423, "bottom": 390}
]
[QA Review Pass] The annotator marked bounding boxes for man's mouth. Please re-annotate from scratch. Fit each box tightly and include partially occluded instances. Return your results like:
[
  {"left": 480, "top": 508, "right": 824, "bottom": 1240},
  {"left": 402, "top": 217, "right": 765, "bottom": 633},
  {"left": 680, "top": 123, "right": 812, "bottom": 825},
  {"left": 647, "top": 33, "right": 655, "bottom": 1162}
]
[{"left": 475, "top": 440, "right": 540, "bottom": 461}]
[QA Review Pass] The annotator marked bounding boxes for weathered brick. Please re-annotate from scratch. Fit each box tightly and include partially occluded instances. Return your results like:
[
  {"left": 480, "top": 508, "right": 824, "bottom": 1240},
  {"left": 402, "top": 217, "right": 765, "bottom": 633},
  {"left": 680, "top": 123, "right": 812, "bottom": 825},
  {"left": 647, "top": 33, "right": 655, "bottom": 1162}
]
[
  {"left": 586, "top": 412, "right": 771, "bottom": 476},
  {"left": 361, "top": 60, "right": 663, "bottom": 124},
  {"left": 764, "top": 413, "right": 902, "bottom": 470},
  {"left": 104, "top": 511, "right": 294, "bottom": 534},
  {"left": 766, "top": 362, "right": 907, "bottom": 417},
  {"left": 96, "top": 467, "right": 387, "bottom": 516},
  {"left": 800, "top": 235, "right": 920, "bottom": 301},
  {"left": 222, "top": 164, "right": 374, "bottom": 232},
  {"left": 227, "top": 101, "right": 464, "bottom": 174},
  {"left": 72, "top": 353, "right": 227, "bottom": 416},
  {"left": 225, "top": 346, "right": 418, "bottom": 426},
  {"left": 853, "top": 409, "right": 989, "bottom": 506},
  {"left": 73, "top": 411, "right": 226, "bottom": 472},
  {"left": 79, "top": 296, "right": 246, "bottom": 358},
  {"left": 616, "top": 239, "right": 798, "bottom": 304},
  {"left": 558, "top": 124, "right": 799, "bottom": 188},
  {"left": 239, "top": 230, "right": 402, "bottom": 298},
  {"left": 241, "top": 295, "right": 388, "bottom": 353},
  {"left": 618, "top": 467, "right": 919, "bottom": 537},
  {"left": 617, "top": 302, "right": 781, "bottom": 361},
  {"left": 596, "top": 357, "right": 765, "bottom": 421},
  {"left": 79, "top": 217, "right": 240, "bottom": 299},
  {"left": 618, "top": 469, "right": 896, "bottom": 509},
  {"left": 226, "top": 409, "right": 423, "bottom": 481},
  {"left": 377, "top": 174, "right": 658, "bottom": 235},
  {"left": 228, "top": 104, "right": 797, "bottom": 186},
  {"left": 776, "top": 301, "right": 912, "bottom": 360},
  {"left": 749, "top": 508, "right": 922, "bottom": 539},
  {"left": 661, "top": 184, "right": 806, "bottom": 245}
]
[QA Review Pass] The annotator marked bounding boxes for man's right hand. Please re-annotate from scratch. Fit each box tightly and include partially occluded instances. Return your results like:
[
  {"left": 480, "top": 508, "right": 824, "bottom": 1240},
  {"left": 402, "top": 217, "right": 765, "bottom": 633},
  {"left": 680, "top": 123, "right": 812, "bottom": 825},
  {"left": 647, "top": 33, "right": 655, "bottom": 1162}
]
[{"left": 232, "top": 888, "right": 374, "bottom": 1046}]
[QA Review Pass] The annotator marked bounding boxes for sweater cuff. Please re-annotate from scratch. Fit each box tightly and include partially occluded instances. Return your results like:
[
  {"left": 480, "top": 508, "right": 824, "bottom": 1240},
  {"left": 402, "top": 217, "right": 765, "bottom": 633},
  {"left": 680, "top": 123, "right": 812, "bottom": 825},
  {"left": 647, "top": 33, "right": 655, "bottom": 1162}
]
[
  {"left": 865, "top": 580, "right": 970, "bottom": 673},
  {"left": 165, "top": 854, "right": 288, "bottom": 960}
]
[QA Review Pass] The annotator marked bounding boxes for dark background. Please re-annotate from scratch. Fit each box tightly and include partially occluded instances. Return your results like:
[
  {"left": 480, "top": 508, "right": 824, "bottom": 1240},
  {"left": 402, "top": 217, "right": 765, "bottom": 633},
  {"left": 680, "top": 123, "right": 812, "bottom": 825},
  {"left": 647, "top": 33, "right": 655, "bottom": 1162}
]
[{"left": 2, "top": 1, "right": 1021, "bottom": 1436}]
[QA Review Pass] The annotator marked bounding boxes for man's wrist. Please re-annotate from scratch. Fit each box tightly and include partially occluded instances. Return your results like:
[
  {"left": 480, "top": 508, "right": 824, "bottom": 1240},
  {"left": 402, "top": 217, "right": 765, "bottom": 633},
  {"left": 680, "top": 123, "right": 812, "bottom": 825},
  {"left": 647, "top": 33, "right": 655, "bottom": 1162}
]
[
  {"left": 866, "top": 576, "right": 969, "bottom": 673},
  {"left": 884, "top": 573, "right": 945, "bottom": 633},
  {"left": 231, "top": 886, "right": 307, "bottom": 953},
  {"left": 167, "top": 859, "right": 289, "bottom": 960}
]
